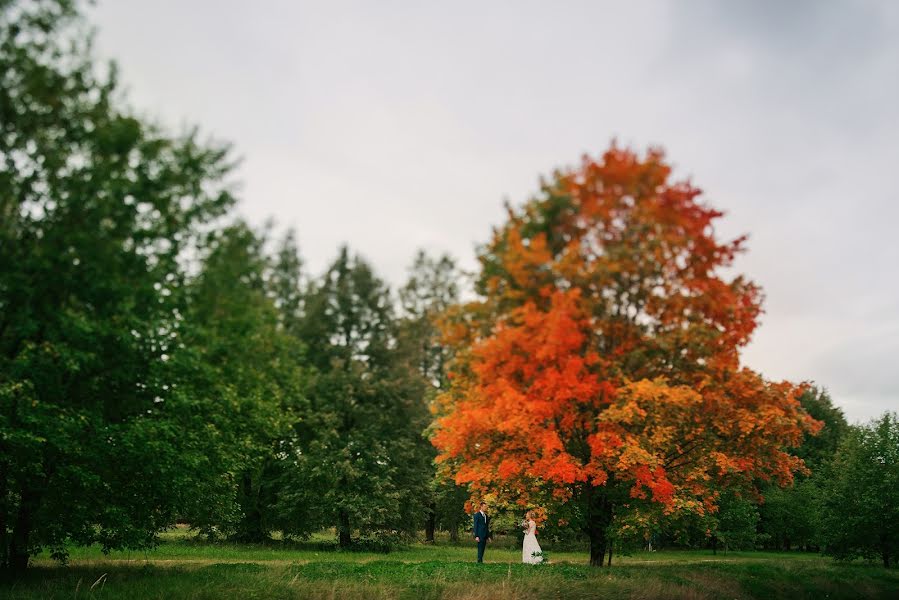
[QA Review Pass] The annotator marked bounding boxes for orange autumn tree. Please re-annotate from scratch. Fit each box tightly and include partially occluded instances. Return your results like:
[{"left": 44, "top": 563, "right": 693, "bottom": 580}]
[{"left": 431, "top": 144, "right": 821, "bottom": 567}]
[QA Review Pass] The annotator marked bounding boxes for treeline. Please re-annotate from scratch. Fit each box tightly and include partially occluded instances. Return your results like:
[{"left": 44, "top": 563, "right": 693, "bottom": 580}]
[
  {"left": 1, "top": 0, "right": 896, "bottom": 574},
  {"left": 1, "top": 0, "right": 470, "bottom": 571}
]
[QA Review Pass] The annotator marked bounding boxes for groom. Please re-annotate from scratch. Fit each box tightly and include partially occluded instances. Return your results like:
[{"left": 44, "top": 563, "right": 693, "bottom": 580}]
[{"left": 473, "top": 501, "right": 491, "bottom": 563}]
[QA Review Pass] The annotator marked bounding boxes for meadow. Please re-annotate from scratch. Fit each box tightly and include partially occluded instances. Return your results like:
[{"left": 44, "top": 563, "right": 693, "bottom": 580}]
[{"left": 2, "top": 529, "right": 897, "bottom": 599}]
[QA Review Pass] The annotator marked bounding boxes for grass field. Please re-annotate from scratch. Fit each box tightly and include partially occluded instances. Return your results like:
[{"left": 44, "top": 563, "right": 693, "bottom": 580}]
[{"left": 2, "top": 530, "right": 897, "bottom": 599}]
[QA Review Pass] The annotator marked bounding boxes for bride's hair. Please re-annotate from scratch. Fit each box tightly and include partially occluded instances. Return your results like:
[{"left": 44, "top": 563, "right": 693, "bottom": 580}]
[{"left": 525, "top": 510, "right": 533, "bottom": 520}]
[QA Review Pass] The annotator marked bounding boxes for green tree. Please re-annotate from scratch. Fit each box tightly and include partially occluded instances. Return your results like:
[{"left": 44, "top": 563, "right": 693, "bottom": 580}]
[
  {"left": 757, "top": 387, "right": 848, "bottom": 551},
  {"left": 709, "top": 490, "right": 759, "bottom": 553},
  {"left": 285, "top": 246, "right": 431, "bottom": 547},
  {"left": 397, "top": 250, "right": 466, "bottom": 542},
  {"left": 793, "top": 387, "right": 850, "bottom": 471},
  {"left": 269, "top": 229, "right": 306, "bottom": 334},
  {"left": 397, "top": 250, "right": 460, "bottom": 390},
  {"left": 756, "top": 479, "right": 819, "bottom": 551},
  {"left": 175, "top": 223, "right": 309, "bottom": 542},
  {"left": 0, "top": 0, "right": 236, "bottom": 571},
  {"left": 820, "top": 412, "right": 899, "bottom": 567}
]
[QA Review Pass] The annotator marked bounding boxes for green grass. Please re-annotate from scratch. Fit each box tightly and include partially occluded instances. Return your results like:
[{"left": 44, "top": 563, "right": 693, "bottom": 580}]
[{"left": 2, "top": 530, "right": 897, "bottom": 599}]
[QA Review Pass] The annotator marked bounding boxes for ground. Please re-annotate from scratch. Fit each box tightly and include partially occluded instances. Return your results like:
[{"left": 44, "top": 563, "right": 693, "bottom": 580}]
[{"left": 2, "top": 530, "right": 897, "bottom": 599}]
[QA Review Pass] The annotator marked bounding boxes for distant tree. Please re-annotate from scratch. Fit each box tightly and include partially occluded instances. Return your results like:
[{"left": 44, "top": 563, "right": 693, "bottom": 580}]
[
  {"left": 397, "top": 250, "right": 466, "bottom": 542},
  {"left": 708, "top": 490, "right": 759, "bottom": 553},
  {"left": 820, "top": 413, "right": 899, "bottom": 567},
  {"left": 757, "top": 387, "right": 848, "bottom": 551},
  {"left": 175, "top": 223, "right": 309, "bottom": 542},
  {"left": 792, "top": 387, "right": 850, "bottom": 471},
  {"left": 397, "top": 250, "right": 461, "bottom": 389},
  {"left": 432, "top": 476, "right": 471, "bottom": 542},
  {"left": 269, "top": 229, "right": 306, "bottom": 334},
  {"left": 756, "top": 479, "right": 819, "bottom": 551},
  {"left": 0, "top": 0, "right": 237, "bottom": 571},
  {"left": 284, "top": 247, "right": 431, "bottom": 547}
]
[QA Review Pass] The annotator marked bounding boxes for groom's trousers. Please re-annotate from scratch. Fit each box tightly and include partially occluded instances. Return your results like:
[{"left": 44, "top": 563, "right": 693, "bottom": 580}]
[{"left": 477, "top": 538, "right": 487, "bottom": 563}]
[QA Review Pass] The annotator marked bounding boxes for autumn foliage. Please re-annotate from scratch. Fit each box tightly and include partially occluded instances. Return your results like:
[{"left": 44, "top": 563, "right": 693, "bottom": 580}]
[{"left": 431, "top": 145, "right": 821, "bottom": 566}]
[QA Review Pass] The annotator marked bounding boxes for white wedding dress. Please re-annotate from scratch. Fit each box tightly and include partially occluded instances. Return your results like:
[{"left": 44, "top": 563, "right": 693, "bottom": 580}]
[{"left": 522, "top": 520, "right": 543, "bottom": 564}]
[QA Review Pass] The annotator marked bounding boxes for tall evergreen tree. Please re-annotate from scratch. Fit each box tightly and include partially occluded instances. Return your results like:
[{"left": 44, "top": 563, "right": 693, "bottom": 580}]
[
  {"left": 397, "top": 250, "right": 468, "bottom": 542},
  {"left": 270, "top": 229, "right": 306, "bottom": 334},
  {"left": 285, "top": 246, "right": 430, "bottom": 547}
]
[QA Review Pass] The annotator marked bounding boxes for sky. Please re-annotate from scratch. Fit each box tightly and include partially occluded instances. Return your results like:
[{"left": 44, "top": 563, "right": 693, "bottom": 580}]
[{"left": 86, "top": 0, "right": 899, "bottom": 423}]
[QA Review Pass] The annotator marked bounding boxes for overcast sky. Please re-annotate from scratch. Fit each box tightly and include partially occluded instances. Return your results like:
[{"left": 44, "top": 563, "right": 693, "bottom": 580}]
[{"left": 87, "top": 0, "right": 898, "bottom": 423}]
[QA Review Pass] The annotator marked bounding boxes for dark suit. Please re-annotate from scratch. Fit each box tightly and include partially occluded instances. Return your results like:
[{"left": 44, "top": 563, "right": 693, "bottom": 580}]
[{"left": 473, "top": 511, "right": 490, "bottom": 562}]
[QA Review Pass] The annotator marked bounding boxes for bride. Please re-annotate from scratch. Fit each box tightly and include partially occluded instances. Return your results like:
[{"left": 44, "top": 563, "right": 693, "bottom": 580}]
[{"left": 522, "top": 510, "right": 544, "bottom": 564}]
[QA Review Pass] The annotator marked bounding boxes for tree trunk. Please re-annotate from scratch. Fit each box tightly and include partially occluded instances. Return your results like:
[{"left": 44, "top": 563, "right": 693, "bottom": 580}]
[
  {"left": 449, "top": 523, "right": 458, "bottom": 542},
  {"left": 712, "top": 535, "right": 717, "bottom": 555},
  {"left": 232, "top": 471, "right": 266, "bottom": 543},
  {"left": 586, "top": 493, "right": 614, "bottom": 567},
  {"left": 607, "top": 543, "right": 613, "bottom": 567},
  {"left": 338, "top": 510, "right": 352, "bottom": 548},
  {"left": 589, "top": 531, "right": 607, "bottom": 567},
  {"left": 424, "top": 502, "right": 436, "bottom": 543},
  {"left": 0, "top": 459, "right": 8, "bottom": 570},
  {"left": 8, "top": 490, "right": 34, "bottom": 573}
]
